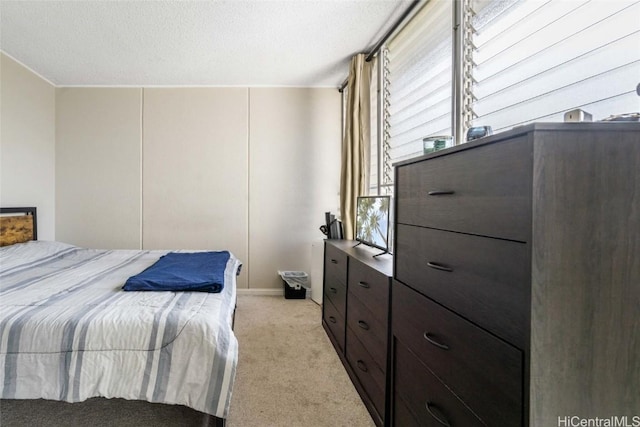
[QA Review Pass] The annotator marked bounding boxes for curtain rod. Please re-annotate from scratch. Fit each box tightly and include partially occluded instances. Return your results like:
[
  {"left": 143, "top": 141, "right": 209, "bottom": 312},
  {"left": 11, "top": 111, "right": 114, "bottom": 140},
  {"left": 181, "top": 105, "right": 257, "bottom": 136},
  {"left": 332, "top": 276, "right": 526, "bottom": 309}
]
[{"left": 338, "top": 0, "right": 422, "bottom": 92}]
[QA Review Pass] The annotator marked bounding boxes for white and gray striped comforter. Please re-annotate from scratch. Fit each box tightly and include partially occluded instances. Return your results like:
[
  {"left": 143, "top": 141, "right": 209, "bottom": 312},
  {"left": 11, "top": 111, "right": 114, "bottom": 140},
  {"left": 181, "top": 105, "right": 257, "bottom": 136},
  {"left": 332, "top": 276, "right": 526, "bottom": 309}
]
[{"left": 0, "top": 240, "right": 239, "bottom": 419}]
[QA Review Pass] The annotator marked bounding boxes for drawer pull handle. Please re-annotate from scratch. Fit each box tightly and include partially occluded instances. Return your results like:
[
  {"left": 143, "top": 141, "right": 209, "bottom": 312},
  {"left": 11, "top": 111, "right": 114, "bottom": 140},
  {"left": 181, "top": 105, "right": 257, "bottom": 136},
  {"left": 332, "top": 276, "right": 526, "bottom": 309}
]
[
  {"left": 357, "top": 320, "right": 370, "bottom": 330},
  {"left": 356, "top": 360, "right": 368, "bottom": 372},
  {"left": 425, "top": 402, "right": 451, "bottom": 427},
  {"left": 427, "top": 261, "right": 453, "bottom": 272},
  {"left": 328, "top": 316, "right": 337, "bottom": 324},
  {"left": 428, "top": 190, "right": 455, "bottom": 196},
  {"left": 358, "top": 281, "right": 370, "bottom": 288},
  {"left": 330, "top": 259, "right": 338, "bottom": 264},
  {"left": 329, "top": 287, "right": 337, "bottom": 294},
  {"left": 424, "top": 332, "right": 450, "bottom": 350}
]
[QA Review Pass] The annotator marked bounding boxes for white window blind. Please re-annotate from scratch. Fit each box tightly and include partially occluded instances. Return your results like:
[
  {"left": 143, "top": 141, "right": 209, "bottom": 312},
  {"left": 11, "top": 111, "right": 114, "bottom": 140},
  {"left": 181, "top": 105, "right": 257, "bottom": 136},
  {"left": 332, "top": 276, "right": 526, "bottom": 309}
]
[
  {"left": 367, "top": 0, "right": 639, "bottom": 191},
  {"left": 386, "top": 0, "right": 453, "bottom": 165},
  {"left": 470, "top": 0, "right": 640, "bottom": 132}
]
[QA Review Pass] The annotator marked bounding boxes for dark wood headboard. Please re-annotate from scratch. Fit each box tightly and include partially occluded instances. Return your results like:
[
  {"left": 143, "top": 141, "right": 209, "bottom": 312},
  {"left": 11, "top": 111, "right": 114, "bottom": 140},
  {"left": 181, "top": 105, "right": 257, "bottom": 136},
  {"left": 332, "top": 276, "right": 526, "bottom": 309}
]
[{"left": 0, "top": 207, "right": 37, "bottom": 246}]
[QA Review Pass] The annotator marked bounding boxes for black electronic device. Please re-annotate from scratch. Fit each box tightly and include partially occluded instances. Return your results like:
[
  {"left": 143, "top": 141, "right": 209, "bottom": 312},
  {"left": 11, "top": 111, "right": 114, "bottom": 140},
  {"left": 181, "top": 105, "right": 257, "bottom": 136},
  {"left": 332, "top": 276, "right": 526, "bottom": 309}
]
[{"left": 321, "top": 212, "right": 343, "bottom": 239}]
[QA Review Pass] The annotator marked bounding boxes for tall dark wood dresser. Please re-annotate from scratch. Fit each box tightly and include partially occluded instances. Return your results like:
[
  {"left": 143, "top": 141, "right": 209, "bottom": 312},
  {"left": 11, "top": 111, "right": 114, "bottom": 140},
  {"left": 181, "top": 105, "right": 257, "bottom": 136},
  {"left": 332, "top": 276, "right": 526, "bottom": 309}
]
[{"left": 392, "top": 122, "right": 639, "bottom": 426}]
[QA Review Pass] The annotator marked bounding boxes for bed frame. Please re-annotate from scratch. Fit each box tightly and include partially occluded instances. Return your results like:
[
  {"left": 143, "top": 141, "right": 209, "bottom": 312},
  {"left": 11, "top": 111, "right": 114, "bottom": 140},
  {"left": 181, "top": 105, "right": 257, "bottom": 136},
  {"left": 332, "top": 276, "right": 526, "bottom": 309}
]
[
  {"left": 0, "top": 207, "right": 228, "bottom": 427},
  {"left": 0, "top": 207, "right": 37, "bottom": 246}
]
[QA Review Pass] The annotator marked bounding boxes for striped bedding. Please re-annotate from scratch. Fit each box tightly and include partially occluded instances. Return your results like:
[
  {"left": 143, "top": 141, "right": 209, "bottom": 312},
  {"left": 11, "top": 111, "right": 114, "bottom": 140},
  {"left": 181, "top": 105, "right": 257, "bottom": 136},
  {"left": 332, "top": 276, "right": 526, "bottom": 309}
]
[{"left": 0, "top": 240, "right": 239, "bottom": 419}]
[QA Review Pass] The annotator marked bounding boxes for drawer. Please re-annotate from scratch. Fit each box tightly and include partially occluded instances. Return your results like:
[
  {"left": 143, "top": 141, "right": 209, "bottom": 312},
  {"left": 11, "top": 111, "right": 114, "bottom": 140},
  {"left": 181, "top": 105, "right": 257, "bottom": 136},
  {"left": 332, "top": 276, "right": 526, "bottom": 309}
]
[
  {"left": 325, "top": 242, "right": 348, "bottom": 282},
  {"left": 394, "top": 341, "right": 486, "bottom": 427},
  {"left": 347, "top": 293, "right": 387, "bottom": 369},
  {"left": 324, "top": 276, "right": 347, "bottom": 318},
  {"left": 346, "top": 327, "right": 386, "bottom": 417},
  {"left": 323, "top": 298, "right": 345, "bottom": 352},
  {"left": 393, "top": 394, "right": 422, "bottom": 427},
  {"left": 395, "top": 137, "right": 532, "bottom": 242},
  {"left": 392, "top": 282, "right": 523, "bottom": 427},
  {"left": 348, "top": 256, "right": 390, "bottom": 321},
  {"left": 395, "top": 224, "right": 528, "bottom": 347}
]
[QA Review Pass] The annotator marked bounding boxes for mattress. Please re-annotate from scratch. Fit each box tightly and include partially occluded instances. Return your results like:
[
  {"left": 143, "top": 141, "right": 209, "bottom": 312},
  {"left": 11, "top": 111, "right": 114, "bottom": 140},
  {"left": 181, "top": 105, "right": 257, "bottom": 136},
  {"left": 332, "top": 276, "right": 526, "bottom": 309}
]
[{"left": 0, "top": 240, "right": 239, "bottom": 418}]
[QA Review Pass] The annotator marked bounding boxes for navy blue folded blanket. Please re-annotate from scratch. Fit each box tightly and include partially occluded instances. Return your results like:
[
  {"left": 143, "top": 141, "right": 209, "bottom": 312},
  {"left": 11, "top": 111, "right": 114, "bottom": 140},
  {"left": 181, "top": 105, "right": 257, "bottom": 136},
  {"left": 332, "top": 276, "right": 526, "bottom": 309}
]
[{"left": 123, "top": 251, "right": 230, "bottom": 293}]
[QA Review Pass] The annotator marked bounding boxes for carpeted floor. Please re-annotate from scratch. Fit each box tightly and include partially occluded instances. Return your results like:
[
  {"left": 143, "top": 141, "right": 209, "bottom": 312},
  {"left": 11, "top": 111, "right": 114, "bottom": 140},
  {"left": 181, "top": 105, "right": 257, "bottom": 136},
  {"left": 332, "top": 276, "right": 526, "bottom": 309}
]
[
  {"left": 226, "top": 295, "right": 374, "bottom": 427},
  {"left": 0, "top": 295, "right": 374, "bottom": 427}
]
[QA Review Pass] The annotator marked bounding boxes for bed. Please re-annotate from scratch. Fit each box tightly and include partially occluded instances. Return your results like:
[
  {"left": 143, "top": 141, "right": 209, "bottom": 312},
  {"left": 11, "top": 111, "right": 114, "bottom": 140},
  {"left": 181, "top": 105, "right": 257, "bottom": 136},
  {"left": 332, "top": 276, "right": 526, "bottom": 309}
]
[{"left": 0, "top": 207, "right": 239, "bottom": 426}]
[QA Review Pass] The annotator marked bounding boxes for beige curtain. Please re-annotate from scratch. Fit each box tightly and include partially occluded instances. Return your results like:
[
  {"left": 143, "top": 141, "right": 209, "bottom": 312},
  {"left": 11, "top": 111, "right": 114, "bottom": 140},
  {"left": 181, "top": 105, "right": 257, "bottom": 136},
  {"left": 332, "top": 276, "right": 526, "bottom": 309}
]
[{"left": 340, "top": 54, "right": 373, "bottom": 240}]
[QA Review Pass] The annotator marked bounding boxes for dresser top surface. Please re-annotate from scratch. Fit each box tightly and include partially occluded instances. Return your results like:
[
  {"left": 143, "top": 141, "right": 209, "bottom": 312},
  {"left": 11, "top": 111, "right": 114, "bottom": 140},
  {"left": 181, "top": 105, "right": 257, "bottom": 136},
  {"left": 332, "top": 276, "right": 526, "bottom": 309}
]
[
  {"left": 394, "top": 121, "right": 640, "bottom": 168},
  {"left": 325, "top": 239, "right": 393, "bottom": 277}
]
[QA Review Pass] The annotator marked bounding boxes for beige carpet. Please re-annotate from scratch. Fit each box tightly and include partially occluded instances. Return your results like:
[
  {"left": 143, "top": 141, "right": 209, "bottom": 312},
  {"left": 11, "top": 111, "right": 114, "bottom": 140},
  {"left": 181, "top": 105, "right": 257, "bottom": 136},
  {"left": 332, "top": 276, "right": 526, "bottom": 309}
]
[{"left": 226, "top": 295, "right": 374, "bottom": 427}]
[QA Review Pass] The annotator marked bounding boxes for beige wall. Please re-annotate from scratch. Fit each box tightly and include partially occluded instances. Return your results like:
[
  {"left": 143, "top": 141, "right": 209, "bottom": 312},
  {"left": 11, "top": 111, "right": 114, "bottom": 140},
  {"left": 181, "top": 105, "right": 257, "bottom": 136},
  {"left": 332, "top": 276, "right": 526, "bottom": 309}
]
[
  {"left": 53, "top": 86, "right": 340, "bottom": 290},
  {"left": 250, "top": 88, "right": 340, "bottom": 288},
  {"left": 2, "top": 54, "right": 340, "bottom": 289},
  {"left": 0, "top": 54, "right": 56, "bottom": 240},
  {"left": 56, "top": 88, "right": 142, "bottom": 249},
  {"left": 142, "top": 88, "right": 250, "bottom": 288}
]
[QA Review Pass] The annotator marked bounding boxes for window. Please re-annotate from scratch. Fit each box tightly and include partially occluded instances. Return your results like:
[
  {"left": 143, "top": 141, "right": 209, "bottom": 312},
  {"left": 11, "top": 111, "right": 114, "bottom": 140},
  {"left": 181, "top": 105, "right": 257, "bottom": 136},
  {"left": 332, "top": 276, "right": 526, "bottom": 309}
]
[
  {"left": 369, "top": 0, "right": 640, "bottom": 190},
  {"left": 369, "top": 57, "right": 380, "bottom": 195},
  {"left": 470, "top": 0, "right": 640, "bottom": 131},
  {"left": 386, "top": 0, "right": 453, "bottom": 165}
]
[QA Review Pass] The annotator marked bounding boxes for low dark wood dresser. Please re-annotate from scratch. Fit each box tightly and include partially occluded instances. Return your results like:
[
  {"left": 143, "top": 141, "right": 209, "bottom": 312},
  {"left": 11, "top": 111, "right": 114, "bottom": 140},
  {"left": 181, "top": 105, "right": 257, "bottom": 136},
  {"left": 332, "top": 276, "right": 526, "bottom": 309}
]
[
  {"left": 322, "top": 239, "right": 393, "bottom": 426},
  {"left": 392, "top": 122, "right": 639, "bottom": 426}
]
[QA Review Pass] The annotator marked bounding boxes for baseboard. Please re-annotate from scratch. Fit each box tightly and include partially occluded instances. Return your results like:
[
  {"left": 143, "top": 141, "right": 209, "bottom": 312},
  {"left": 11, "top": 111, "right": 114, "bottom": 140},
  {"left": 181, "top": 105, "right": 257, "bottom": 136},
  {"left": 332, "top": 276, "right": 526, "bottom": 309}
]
[
  {"left": 236, "top": 288, "right": 284, "bottom": 296},
  {"left": 236, "top": 288, "right": 313, "bottom": 298}
]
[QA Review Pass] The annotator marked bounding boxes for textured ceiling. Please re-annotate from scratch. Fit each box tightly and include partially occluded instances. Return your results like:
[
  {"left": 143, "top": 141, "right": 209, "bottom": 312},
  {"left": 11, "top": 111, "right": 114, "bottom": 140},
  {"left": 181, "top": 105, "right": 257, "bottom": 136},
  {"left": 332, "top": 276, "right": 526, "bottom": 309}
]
[{"left": 0, "top": 0, "right": 411, "bottom": 87}]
